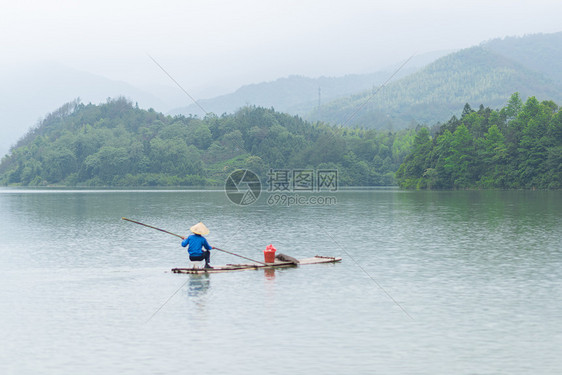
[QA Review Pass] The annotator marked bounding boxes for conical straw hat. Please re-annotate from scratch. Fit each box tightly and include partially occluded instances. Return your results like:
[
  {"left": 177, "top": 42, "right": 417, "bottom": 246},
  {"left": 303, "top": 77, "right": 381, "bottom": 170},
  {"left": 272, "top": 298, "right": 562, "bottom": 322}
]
[{"left": 190, "top": 222, "right": 210, "bottom": 235}]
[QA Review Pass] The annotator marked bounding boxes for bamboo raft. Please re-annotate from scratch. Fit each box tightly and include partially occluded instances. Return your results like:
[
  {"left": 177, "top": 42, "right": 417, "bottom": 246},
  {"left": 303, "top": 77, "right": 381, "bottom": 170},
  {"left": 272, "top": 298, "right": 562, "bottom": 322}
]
[{"left": 171, "top": 255, "right": 342, "bottom": 274}]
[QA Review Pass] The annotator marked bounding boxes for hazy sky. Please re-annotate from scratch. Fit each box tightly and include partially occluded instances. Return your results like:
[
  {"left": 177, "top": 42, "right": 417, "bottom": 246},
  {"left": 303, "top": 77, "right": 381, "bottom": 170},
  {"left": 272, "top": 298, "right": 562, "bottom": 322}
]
[{"left": 2, "top": 0, "right": 562, "bottom": 97}]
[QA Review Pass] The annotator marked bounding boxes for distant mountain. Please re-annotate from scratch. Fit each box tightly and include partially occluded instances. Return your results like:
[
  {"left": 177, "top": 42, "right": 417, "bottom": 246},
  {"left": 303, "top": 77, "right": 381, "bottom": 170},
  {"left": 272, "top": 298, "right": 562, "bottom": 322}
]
[
  {"left": 482, "top": 32, "right": 562, "bottom": 84},
  {"left": 308, "top": 33, "right": 562, "bottom": 129},
  {"left": 310, "top": 43, "right": 562, "bottom": 129},
  {"left": 0, "top": 62, "right": 171, "bottom": 157},
  {"left": 169, "top": 50, "right": 451, "bottom": 117},
  {"left": 172, "top": 33, "right": 562, "bottom": 131},
  {"left": 169, "top": 72, "right": 399, "bottom": 116}
]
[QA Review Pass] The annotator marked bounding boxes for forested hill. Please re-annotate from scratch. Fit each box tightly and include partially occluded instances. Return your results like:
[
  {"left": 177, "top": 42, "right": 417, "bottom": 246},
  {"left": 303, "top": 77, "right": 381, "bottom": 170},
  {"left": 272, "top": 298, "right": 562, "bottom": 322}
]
[
  {"left": 310, "top": 33, "right": 562, "bottom": 129},
  {"left": 0, "top": 98, "right": 416, "bottom": 187},
  {"left": 396, "top": 94, "right": 562, "bottom": 189},
  {"left": 482, "top": 32, "right": 562, "bottom": 84},
  {"left": 310, "top": 45, "right": 562, "bottom": 130}
]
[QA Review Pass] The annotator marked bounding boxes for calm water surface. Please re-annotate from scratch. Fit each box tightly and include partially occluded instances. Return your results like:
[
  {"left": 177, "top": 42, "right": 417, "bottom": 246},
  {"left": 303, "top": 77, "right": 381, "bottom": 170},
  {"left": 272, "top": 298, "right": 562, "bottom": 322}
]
[{"left": 1, "top": 188, "right": 561, "bottom": 374}]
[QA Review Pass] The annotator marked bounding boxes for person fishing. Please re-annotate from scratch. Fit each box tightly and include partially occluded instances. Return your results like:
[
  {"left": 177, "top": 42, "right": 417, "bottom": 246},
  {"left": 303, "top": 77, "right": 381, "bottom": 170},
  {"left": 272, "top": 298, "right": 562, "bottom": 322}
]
[{"left": 181, "top": 222, "right": 213, "bottom": 269}]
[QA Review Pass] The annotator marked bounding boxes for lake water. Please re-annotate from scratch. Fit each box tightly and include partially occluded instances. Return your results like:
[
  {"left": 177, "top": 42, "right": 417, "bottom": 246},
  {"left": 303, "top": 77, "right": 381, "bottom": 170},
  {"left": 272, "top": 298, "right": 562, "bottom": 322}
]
[{"left": 1, "top": 188, "right": 561, "bottom": 374}]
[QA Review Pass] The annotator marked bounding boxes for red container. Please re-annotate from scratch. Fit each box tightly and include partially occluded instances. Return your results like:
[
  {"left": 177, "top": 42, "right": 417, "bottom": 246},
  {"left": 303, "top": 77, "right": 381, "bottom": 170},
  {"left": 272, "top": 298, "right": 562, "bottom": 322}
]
[{"left": 264, "top": 244, "right": 277, "bottom": 263}]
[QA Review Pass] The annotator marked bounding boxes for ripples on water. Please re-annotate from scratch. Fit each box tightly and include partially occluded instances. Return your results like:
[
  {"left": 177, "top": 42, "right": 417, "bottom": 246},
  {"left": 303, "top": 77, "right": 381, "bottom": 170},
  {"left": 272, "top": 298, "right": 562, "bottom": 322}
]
[{"left": 0, "top": 188, "right": 561, "bottom": 374}]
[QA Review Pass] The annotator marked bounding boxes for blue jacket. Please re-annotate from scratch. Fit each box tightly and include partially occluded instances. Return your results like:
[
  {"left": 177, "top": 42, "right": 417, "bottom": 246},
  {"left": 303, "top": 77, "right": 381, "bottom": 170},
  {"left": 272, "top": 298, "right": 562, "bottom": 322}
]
[{"left": 181, "top": 234, "right": 211, "bottom": 257}]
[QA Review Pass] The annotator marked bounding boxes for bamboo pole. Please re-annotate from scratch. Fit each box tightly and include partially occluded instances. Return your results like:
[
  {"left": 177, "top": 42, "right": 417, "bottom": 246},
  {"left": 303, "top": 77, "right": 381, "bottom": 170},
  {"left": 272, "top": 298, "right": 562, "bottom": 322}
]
[{"left": 121, "top": 217, "right": 267, "bottom": 265}]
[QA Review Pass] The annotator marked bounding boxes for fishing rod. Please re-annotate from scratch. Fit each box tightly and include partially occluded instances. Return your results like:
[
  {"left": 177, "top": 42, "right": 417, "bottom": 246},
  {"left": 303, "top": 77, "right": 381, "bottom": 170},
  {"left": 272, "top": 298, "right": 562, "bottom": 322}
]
[
  {"left": 342, "top": 53, "right": 416, "bottom": 127},
  {"left": 321, "top": 228, "right": 414, "bottom": 321},
  {"left": 121, "top": 217, "right": 266, "bottom": 265},
  {"left": 146, "top": 53, "right": 209, "bottom": 116}
]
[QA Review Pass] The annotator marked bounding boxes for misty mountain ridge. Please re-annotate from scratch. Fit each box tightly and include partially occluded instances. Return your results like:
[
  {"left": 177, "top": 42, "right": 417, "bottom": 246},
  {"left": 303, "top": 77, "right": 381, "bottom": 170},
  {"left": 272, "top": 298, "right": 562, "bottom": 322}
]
[
  {"left": 169, "top": 50, "right": 452, "bottom": 117},
  {"left": 481, "top": 32, "right": 562, "bottom": 84},
  {"left": 168, "top": 72, "right": 410, "bottom": 117},
  {"left": 173, "top": 32, "right": 562, "bottom": 130},
  {"left": 0, "top": 61, "right": 179, "bottom": 156},
  {"left": 309, "top": 32, "right": 562, "bottom": 129}
]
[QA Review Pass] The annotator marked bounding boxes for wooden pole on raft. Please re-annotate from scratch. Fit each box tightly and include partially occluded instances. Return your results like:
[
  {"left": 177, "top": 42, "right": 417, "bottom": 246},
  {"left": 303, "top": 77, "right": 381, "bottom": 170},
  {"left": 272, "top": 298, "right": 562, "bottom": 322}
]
[
  {"left": 212, "top": 247, "right": 267, "bottom": 266},
  {"left": 121, "top": 217, "right": 267, "bottom": 265}
]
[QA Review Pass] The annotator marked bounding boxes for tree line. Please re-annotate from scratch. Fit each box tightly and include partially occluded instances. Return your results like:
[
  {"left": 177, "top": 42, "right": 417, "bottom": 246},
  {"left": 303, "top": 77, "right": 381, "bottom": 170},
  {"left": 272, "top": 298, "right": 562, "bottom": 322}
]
[
  {"left": 0, "top": 98, "right": 416, "bottom": 186},
  {"left": 396, "top": 93, "right": 562, "bottom": 189},
  {"left": 3, "top": 94, "right": 559, "bottom": 189}
]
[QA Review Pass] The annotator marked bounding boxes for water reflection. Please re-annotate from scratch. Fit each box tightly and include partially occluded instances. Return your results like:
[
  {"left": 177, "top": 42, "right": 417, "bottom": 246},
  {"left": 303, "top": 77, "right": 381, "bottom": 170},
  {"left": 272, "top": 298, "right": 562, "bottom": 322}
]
[
  {"left": 187, "top": 274, "right": 210, "bottom": 298},
  {"left": 264, "top": 268, "right": 276, "bottom": 280},
  {"left": 184, "top": 274, "right": 211, "bottom": 315}
]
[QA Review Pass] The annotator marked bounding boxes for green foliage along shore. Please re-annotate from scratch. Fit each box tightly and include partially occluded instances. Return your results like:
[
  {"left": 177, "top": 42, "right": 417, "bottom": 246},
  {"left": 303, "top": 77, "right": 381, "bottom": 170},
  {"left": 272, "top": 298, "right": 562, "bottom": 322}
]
[
  {"left": 396, "top": 93, "right": 562, "bottom": 189},
  {"left": 0, "top": 98, "right": 415, "bottom": 187}
]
